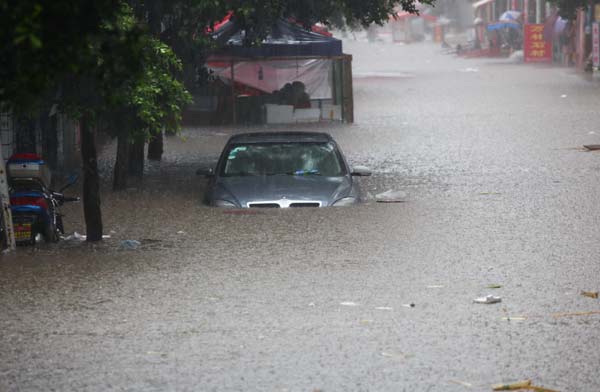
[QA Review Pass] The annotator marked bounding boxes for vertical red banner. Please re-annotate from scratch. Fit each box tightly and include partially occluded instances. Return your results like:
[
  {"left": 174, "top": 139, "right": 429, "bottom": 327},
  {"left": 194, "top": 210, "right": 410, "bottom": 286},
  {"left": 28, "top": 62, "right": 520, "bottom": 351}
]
[{"left": 524, "top": 24, "right": 552, "bottom": 63}]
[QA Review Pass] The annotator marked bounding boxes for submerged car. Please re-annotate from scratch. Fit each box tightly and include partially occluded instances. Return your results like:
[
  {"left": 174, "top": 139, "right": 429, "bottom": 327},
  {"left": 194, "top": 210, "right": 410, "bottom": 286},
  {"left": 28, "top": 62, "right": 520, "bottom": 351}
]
[{"left": 198, "top": 132, "right": 371, "bottom": 208}]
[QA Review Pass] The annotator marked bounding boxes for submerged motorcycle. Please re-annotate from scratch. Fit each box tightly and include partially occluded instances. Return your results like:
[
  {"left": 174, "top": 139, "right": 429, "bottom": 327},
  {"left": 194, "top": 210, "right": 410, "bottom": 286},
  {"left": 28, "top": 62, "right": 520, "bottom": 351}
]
[{"left": 7, "top": 153, "right": 79, "bottom": 245}]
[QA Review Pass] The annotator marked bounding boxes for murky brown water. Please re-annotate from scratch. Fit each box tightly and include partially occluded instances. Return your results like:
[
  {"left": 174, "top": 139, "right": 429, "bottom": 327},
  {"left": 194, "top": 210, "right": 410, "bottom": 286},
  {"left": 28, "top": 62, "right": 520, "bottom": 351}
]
[{"left": 2, "top": 38, "right": 600, "bottom": 391}]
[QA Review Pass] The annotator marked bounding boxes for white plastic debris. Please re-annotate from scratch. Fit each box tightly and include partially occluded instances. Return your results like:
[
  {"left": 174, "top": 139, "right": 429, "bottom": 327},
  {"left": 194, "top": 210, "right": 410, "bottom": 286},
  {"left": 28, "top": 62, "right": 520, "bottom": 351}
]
[
  {"left": 63, "top": 232, "right": 110, "bottom": 241},
  {"left": 561, "top": 94, "right": 567, "bottom": 98},
  {"left": 63, "top": 232, "right": 86, "bottom": 241},
  {"left": 375, "top": 306, "right": 393, "bottom": 310},
  {"left": 120, "top": 239, "right": 141, "bottom": 250},
  {"left": 340, "top": 301, "right": 359, "bottom": 307},
  {"left": 473, "top": 295, "right": 502, "bottom": 304},
  {"left": 509, "top": 50, "right": 524, "bottom": 63},
  {"left": 376, "top": 190, "right": 407, "bottom": 203}
]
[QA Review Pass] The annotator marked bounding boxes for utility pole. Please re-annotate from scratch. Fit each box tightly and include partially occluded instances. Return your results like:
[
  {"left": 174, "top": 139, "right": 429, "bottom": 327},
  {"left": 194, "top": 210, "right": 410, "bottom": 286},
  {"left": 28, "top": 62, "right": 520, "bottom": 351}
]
[
  {"left": 536, "top": 0, "right": 543, "bottom": 24},
  {"left": 0, "top": 146, "right": 16, "bottom": 250}
]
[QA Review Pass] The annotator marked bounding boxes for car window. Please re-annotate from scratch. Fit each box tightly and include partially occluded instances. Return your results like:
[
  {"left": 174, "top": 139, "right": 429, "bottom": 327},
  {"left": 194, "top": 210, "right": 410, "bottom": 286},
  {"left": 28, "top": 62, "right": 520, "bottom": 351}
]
[{"left": 221, "top": 142, "right": 346, "bottom": 177}]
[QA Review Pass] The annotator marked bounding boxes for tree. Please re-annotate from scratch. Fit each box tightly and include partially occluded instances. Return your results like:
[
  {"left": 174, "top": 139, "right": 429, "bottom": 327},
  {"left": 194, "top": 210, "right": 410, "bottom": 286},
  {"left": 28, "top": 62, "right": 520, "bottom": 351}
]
[
  {"left": 1, "top": 0, "right": 190, "bottom": 241},
  {"left": 0, "top": 0, "right": 122, "bottom": 108},
  {"left": 1, "top": 0, "right": 129, "bottom": 242},
  {"left": 111, "top": 32, "right": 191, "bottom": 190},
  {"left": 1, "top": 0, "right": 430, "bottom": 242}
]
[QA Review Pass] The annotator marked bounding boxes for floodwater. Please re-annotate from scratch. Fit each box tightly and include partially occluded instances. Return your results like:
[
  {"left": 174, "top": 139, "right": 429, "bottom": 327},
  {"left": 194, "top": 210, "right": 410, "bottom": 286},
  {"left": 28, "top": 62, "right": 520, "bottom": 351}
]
[{"left": 2, "top": 36, "right": 600, "bottom": 391}]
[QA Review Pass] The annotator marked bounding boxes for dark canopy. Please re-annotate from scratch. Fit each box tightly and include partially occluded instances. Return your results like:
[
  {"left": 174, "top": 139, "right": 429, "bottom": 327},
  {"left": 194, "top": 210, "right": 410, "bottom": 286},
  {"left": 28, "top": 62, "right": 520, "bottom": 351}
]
[{"left": 211, "top": 18, "right": 342, "bottom": 58}]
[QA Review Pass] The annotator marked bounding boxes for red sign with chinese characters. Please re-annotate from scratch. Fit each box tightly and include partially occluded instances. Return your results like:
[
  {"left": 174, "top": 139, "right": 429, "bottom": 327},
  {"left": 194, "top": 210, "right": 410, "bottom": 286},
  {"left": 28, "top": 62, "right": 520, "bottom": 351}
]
[{"left": 524, "top": 24, "right": 552, "bottom": 63}]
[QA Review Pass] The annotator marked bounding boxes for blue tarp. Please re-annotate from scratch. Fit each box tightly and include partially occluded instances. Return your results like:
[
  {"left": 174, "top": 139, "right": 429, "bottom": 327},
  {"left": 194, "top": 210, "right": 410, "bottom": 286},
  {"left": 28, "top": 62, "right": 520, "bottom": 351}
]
[
  {"left": 211, "top": 18, "right": 342, "bottom": 58},
  {"left": 487, "top": 21, "right": 521, "bottom": 31}
]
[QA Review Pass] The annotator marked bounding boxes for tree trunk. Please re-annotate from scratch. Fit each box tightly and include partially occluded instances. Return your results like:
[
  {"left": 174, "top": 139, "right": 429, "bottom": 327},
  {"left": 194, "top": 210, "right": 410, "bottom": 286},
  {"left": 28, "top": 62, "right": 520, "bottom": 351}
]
[
  {"left": 113, "top": 133, "right": 129, "bottom": 190},
  {"left": 80, "top": 112, "right": 103, "bottom": 241},
  {"left": 147, "top": 131, "right": 163, "bottom": 161},
  {"left": 128, "top": 137, "right": 145, "bottom": 178}
]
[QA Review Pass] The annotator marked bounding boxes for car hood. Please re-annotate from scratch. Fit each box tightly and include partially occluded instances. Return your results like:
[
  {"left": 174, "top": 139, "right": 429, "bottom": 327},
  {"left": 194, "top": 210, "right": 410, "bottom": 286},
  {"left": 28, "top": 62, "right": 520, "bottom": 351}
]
[{"left": 215, "top": 175, "right": 352, "bottom": 207}]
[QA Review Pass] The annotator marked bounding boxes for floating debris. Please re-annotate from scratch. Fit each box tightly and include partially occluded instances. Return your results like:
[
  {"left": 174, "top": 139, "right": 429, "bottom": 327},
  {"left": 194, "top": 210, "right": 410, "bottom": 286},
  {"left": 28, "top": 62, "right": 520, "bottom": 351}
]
[
  {"left": 581, "top": 291, "right": 599, "bottom": 299},
  {"left": 501, "top": 316, "right": 527, "bottom": 321},
  {"left": 375, "top": 190, "right": 407, "bottom": 203},
  {"left": 492, "top": 380, "right": 531, "bottom": 390},
  {"left": 120, "top": 239, "right": 141, "bottom": 250},
  {"left": 552, "top": 310, "right": 600, "bottom": 318},
  {"left": 449, "top": 379, "right": 473, "bottom": 388},
  {"left": 583, "top": 144, "right": 600, "bottom": 151},
  {"left": 473, "top": 295, "right": 501, "bottom": 304},
  {"left": 63, "top": 232, "right": 111, "bottom": 241}
]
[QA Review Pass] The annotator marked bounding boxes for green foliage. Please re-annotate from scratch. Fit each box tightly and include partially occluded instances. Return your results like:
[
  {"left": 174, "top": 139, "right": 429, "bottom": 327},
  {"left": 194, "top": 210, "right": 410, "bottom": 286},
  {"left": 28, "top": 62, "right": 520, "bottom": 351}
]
[
  {"left": 1, "top": 0, "right": 429, "bottom": 131},
  {"left": 125, "top": 37, "right": 192, "bottom": 138},
  {"left": 134, "top": 0, "right": 433, "bottom": 89},
  {"left": 56, "top": 2, "right": 191, "bottom": 140},
  {"left": 0, "top": 0, "right": 122, "bottom": 109}
]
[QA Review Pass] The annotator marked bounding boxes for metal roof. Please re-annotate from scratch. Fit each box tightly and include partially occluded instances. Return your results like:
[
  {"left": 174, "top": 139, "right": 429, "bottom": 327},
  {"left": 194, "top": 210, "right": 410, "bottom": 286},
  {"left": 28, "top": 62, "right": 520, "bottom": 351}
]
[{"left": 211, "top": 18, "right": 342, "bottom": 58}]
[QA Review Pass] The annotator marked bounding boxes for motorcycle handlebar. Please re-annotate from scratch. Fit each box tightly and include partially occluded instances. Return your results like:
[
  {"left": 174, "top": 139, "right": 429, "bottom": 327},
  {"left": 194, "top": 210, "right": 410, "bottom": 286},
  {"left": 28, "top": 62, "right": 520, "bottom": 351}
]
[{"left": 51, "top": 192, "right": 80, "bottom": 203}]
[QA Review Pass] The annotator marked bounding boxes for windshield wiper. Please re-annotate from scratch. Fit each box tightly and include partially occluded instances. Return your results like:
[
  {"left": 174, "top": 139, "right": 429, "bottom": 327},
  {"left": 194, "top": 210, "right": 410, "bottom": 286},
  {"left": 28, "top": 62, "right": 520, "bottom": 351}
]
[
  {"left": 288, "top": 169, "right": 320, "bottom": 176},
  {"left": 263, "top": 170, "right": 321, "bottom": 176}
]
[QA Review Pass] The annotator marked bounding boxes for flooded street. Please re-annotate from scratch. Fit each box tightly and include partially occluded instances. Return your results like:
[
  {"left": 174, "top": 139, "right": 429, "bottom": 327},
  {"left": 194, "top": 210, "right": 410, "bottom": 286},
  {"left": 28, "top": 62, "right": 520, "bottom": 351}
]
[{"left": 2, "top": 39, "right": 600, "bottom": 391}]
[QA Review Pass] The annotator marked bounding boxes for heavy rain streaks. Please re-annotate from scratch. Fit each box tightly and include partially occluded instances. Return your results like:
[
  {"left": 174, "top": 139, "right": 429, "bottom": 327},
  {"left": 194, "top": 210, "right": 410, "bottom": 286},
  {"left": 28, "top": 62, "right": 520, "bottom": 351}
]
[{"left": 2, "top": 29, "right": 600, "bottom": 392}]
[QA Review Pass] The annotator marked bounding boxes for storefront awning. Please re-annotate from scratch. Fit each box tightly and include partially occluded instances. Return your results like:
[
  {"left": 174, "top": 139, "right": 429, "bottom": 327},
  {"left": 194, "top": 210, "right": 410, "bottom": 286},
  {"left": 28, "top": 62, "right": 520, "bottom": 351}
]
[{"left": 473, "top": 0, "right": 495, "bottom": 9}]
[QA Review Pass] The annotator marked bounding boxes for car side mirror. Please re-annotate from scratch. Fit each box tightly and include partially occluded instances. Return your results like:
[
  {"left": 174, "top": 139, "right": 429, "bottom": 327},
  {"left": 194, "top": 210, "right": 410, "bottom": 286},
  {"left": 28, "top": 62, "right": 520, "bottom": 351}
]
[
  {"left": 196, "top": 168, "right": 214, "bottom": 177},
  {"left": 351, "top": 166, "right": 372, "bottom": 177}
]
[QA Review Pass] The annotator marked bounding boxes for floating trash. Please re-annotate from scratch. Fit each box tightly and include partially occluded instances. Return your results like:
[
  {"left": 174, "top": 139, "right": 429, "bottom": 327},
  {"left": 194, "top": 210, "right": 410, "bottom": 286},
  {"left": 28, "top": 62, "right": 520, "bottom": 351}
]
[
  {"left": 449, "top": 380, "right": 473, "bottom": 388},
  {"left": 492, "top": 380, "right": 531, "bottom": 390},
  {"left": 473, "top": 295, "right": 501, "bottom": 304},
  {"left": 583, "top": 144, "right": 600, "bottom": 151},
  {"left": 63, "top": 232, "right": 110, "bottom": 241},
  {"left": 375, "top": 190, "right": 407, "bottom": 203},
  {"left": 120, "top": 239, "right": 141, "bottom": 250},
  {"left": 580, "top": 291, "right": 598, "bottom": 299}
]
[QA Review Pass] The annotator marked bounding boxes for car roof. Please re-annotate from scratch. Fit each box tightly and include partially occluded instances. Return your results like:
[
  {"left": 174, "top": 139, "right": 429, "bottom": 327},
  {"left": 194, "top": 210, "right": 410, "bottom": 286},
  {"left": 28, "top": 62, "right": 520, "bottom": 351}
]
[{"left": 227, "top": 132, "right": 334, "bottom": 144}]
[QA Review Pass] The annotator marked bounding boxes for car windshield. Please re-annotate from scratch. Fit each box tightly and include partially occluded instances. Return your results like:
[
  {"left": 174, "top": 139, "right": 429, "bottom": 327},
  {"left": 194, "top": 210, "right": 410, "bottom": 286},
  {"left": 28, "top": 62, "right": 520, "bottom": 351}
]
[{"left": 221, "top": 142, "right": 346, "bottom": 177}]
